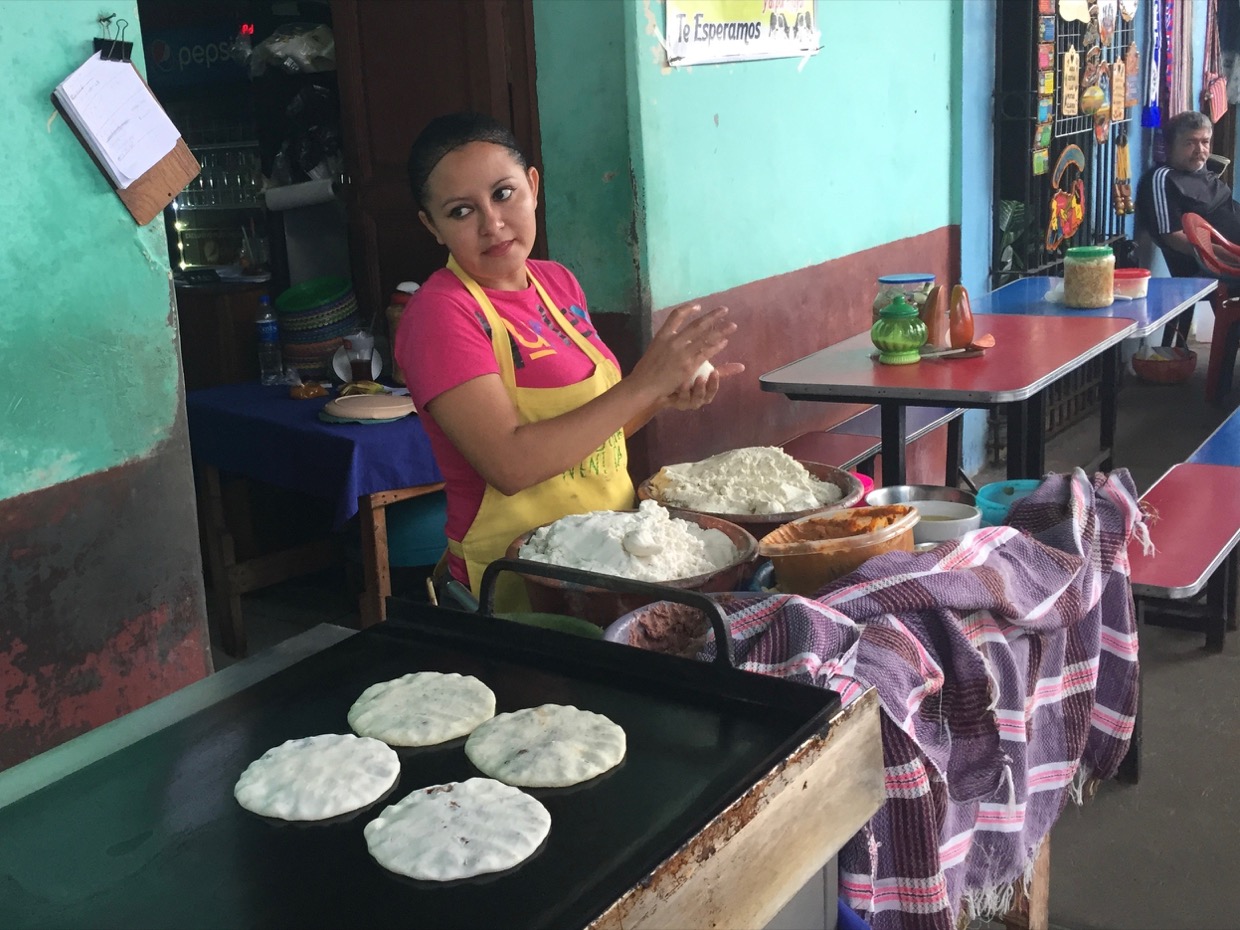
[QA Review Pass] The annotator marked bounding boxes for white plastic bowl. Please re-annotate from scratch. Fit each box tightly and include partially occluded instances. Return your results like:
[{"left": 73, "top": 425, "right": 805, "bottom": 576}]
[{"left": 911, "top": 501, "right": 982, "bottom": 544}]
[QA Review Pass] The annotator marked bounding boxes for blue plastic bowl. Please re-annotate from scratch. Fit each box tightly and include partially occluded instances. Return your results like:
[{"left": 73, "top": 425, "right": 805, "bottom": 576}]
[{"left": 975, "top": 479, "right": 1041, "bottom": 526}]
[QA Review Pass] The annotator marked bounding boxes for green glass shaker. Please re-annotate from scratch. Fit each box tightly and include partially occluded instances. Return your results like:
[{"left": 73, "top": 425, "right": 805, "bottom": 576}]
[{"left": 870, "top": 295, "right": 927, "bottom": 365}]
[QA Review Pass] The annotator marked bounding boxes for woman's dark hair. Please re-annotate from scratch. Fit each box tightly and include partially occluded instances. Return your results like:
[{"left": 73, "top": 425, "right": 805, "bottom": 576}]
[{"left": 407, "top": 112, "right": 528, "bottom": 211}]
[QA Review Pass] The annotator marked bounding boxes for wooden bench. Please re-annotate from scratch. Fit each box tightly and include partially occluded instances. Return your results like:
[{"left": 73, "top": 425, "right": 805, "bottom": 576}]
[{"left": 781, "top": 405, "right": 966, "bottom": 484}]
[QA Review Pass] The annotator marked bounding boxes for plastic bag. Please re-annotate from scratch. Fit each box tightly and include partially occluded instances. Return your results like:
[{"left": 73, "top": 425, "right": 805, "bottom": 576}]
[{"left": 252, "top": 24, "right": 335, "bottom": 76}]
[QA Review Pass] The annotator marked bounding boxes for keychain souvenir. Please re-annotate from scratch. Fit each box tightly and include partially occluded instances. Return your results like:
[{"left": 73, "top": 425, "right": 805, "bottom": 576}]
[
  {"left": 1082, "top": 11, "right": 1101, "bottom": 48},
  {"left": 1036, "top": 122, "right": 1053, "bottom": 148},
  {"left": 1038, "top": 42, "right": 1054, "bottom": 70},
  {"left": 1125, "top": 43, "right": 1140, "bottom": 107},
  {"left": 1038, "top": 96, "right": 1056, "bottom": 122},
  {"left": 1083, "top": 45, "right": 1103, "bottom": 87},
  {"left": 1033, "top": 148, "right": 1050, "bottom": 176},
  {"left": 1046, "top": 146, "right": 1087, "bottom": 251},
  {"left": 1062, "top": 44, "right": 1081, "bottom": 116},
  {"left": 1098, "top": 0, "right": 1118, "bottom": 45},
  {"left": 1093, "top": 71, "right": 1112, "bottom": 141},
  {"left": 1040, "top": 69, "right": 1056, "bottom": 96},
  {"left": 1111, "top": 60, "right": 1126, "bottom": 120},
  {"left": 1059, "top": 0, "right": 1090, "bottom": 23},
  {"left": 1113, "top": 130, "right": 1133, "bottom": 215},
  {"left": 1119, "top": 0, "right": 1138, "bottom": 21},
  {"left": 1040, "top": 15, "right": 1056, "bottom": 41}
]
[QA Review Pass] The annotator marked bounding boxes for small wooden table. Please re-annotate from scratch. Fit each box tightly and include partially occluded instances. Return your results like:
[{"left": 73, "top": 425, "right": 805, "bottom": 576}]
[
  {"left": 187, "top": 384, "right": 444, "bottom": 656},
  {"left": 760, "top": 314, "right": 1135, "bottom": 486}
]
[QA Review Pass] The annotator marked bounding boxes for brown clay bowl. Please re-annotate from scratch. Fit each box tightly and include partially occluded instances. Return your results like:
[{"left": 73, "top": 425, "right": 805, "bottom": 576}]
[
  {"left": 505, "top": 509, "right": 758, "bottom": 629},
  {"left": 637, "top": 460, "right": 864, "bottom": 541}
]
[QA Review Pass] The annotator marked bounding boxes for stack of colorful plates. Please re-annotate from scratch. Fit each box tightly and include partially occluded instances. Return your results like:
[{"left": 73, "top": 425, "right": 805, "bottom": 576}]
[{"left": 275, "top": 276, "right": 361, "bottom": 379}]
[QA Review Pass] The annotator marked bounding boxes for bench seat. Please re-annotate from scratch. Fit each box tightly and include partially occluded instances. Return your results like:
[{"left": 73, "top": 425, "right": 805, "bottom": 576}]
[{"left": 781, "top": 405, "right": 966, "bottom": 483}]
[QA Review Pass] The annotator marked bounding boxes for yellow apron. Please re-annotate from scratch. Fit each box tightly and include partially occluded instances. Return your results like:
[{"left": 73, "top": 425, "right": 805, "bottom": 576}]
[{"left": 444, "top": 257, "right": 635, "bottom": 611}]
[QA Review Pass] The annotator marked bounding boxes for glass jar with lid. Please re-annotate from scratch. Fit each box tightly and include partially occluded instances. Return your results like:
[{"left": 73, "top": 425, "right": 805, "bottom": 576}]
[
  {"left": 871, "top": 295, "right": 927, "bottom": 365},
  {"left": 873, "top": 273, "right": 936, "bottom": 323},
  {"left": 1063, "top": 246, "right": 1115, "bottom": 308}
]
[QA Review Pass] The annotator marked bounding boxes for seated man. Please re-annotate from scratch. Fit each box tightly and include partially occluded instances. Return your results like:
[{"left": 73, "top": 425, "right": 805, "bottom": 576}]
[{"left": 1136, "top": 110, "right": 1240, "bottom": 341}]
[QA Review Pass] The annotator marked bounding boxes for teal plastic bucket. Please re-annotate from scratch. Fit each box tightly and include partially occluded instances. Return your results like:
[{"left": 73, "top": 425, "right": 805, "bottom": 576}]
[
  {"left": 346, "top": 492, "right": 448, "bottom": 567},
  {"left": 975, "top": 479, "right": 1041, "bottom": 526}
]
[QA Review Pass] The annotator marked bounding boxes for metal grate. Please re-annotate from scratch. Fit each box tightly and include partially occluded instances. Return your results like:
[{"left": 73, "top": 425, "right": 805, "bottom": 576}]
[
  {"left": 992, "top": 1, "right": 1137, "bottom": 286},
  {"left": 986, "top": 1, "right": 1140, "bottom": 467}
]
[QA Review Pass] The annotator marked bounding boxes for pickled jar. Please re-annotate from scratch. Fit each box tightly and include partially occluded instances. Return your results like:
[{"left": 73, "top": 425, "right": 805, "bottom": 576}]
[
  {"left": 871, "top": 295, "right": 927, "bottom": 365},
  {"left": 873, "top": 273, "right": 935, "bottom": 323},
  {"left": 1063, "top": 246, "right": 1115, "bottom": 308}
]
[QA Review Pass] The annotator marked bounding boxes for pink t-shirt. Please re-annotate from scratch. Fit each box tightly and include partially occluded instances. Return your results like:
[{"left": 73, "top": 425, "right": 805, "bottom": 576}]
[{"left": 395, "top": 259, "right": 620, "bottom": 577}]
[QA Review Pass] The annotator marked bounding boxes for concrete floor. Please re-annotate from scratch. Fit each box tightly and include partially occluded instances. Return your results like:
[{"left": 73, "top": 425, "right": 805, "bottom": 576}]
[{"left": 209, "top": 321, "right": 1240, "bottom": 930}]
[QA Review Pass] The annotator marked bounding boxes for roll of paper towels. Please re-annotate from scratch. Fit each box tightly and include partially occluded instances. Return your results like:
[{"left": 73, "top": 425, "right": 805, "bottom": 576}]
[{"left": 265, "top": 179, "right": 338, "bottom": 211}]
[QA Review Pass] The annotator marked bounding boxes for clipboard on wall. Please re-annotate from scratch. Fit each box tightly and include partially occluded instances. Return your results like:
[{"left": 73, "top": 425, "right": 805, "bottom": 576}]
[{"left": 51, "top": 53, "right": 199, "bottom": 226}]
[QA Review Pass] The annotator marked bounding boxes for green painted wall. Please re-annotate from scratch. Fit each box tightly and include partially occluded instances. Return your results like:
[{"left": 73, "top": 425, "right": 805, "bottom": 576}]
[
  {"left": 0, "top": 0, "right": 180, "bottom": 500},
  {"left": 533, "top": 0, "right": 638, "bottom": 316},
  {"left": 626, "top": 0, "right": 956, "bottom": 309}
]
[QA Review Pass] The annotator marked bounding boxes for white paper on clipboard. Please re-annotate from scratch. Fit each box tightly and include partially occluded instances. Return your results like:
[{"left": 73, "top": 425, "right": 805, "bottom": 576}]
[{"left": 53, "top": 52, "right": 179, "bottom": 189}]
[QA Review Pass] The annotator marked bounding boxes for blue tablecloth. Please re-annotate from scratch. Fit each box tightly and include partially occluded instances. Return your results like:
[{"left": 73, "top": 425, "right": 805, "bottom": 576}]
[{"left": 186, "top": 384, "right": 443, "bottom": 528}]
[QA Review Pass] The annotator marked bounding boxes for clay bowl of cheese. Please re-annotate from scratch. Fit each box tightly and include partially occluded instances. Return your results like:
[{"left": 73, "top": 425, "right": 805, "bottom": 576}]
[
  {"left": 638, "top": 447, "right": 865, "bottom": 541},
  {"left": 505, "top": 501, "right": 758, "bottom": 629}
]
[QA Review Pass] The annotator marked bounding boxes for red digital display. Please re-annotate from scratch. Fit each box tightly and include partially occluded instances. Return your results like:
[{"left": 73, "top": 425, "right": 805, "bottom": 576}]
[{"left": 240, "top": 23, "right": 255, "bottom": 36}]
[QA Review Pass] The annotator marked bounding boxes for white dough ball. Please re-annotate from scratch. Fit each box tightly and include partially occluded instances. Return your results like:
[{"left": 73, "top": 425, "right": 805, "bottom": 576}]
[{"left": 692, "top": 359, "right": 715, "bottom": 384}]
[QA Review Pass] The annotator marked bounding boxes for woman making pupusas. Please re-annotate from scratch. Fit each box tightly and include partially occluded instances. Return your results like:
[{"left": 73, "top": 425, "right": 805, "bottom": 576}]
[{"left": 395, "top": 112, "right": 742, "bottom": 609}]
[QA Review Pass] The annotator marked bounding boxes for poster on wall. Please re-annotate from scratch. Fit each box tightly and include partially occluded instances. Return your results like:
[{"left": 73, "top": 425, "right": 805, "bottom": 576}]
[{"left": 665, "top": 0, "right": 821, "bottom": 66}]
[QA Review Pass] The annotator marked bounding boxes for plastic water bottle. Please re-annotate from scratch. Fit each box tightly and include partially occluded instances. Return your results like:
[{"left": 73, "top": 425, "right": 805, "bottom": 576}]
[{"left": 256, "top": 295, "right": 283, "bottom": 385}]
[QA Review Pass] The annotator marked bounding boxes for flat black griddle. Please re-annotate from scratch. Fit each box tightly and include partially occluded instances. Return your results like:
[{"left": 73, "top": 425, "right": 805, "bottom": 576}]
[{"left": 0, "top": 576, "right": 839, "bottom": 930}]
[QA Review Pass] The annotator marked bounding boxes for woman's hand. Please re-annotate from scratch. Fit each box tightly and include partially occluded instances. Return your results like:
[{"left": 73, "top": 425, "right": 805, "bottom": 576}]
[
  {"left": 662, "top": 361, "right": 746, "bottom": 411},
  {"left": 628, "top": 303, "right": 740, "bottom": 400}
]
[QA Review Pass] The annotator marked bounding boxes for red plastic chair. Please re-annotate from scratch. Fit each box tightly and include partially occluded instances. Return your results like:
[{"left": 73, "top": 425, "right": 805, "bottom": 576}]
[{"left": 1181, "top": 213, "right": 1240, "bottom": 403}]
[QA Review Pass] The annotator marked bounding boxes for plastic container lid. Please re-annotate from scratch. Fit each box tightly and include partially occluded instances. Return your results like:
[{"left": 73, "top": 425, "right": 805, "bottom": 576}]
[
  {"left": 1113, "top": 267, "right": 1152, "bottom": 280},
  {"left": 877, "top": 294, "right": 919, "bottom": 318},
  {"left": 1065, "top": 246, "right": 1114, "bottom": 260},
  {"left": 877, "top": 273, "right": 936, "bottom": 285}
]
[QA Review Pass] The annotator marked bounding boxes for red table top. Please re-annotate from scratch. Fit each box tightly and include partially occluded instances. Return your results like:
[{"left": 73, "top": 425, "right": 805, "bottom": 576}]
[
  {"left": 760, "top": 314, "right": 1135, "bottom": 405},
  {"left": 1128, "top": 463, "right": 1240, "bottom": 599}
]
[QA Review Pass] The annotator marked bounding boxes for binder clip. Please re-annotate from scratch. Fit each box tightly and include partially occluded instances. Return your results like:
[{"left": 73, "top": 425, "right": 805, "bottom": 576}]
[{"left": 93, "top": 15, "right": 133, "bottom": 63}]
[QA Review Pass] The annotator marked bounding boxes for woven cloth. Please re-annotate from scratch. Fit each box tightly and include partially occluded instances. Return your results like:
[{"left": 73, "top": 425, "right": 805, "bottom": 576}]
[{"left": 695, "top": 468, "right": 1144, "bottom": 928}]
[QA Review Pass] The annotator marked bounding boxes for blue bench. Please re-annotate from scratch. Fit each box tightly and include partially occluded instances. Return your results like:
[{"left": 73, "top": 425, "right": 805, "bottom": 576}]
[
  {"left": 781, "top": 405, "right": 966, "bottom": 485},
  {"left": 1187, "top": 407, "right": 1240, "bottom": 465}
]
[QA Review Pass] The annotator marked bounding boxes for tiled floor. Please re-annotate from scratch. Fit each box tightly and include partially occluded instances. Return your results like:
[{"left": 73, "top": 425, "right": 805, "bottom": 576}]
[{"left": 208, "top": 322, "right": 1240, "bottom": 929}]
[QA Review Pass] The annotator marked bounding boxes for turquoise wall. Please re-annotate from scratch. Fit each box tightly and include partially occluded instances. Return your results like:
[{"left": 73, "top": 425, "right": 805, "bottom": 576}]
[
  {"left": 626, "top": 0, "right": 956, "bottom": 309},
  {"left": 533, "top": 0, "right": 637, "bottom": 316},
  {"left": 0, "top": 0, "right": 179, "bottom": 500}
]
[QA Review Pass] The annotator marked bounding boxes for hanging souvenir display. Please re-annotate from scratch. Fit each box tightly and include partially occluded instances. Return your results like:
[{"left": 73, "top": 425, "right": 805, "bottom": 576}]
[
  {"left": 1038, "top": 96, "right": 1055, "bottom": 122},
  {"left": 1111, "top": 60, "right": 1127, "bottom": 120},
  {"left": 1119, "top": 0, "right": 1138, "bottom": 22},
  {"left": 1062, "top": 44, "right": 1081, "bottom": 116},
  {"left": 1040, "top": 69, "right": 1056, "bottom": 96},
  {"left": 1040, "top": 0, "right": 1055, "bottom": 13},
  {"left": 1098, "top": 0, "right": 1118, "bottom": 45},
  {"left": 1058, "top": 0, "right": 1091, "bottom": 24},
  {"left": 1033, "top": 148, "right": 1050, "bottom": 176},
  {"left": 1113, "top": 131, "right": 1133, "bottom": 216},
  {"left": 1040, "top": 15, "right": 1056, "bottom": 41},
  {"left": 1125, "top": 43, "right": 1141, "bottom": 108},
  {"left": 1046, "top": 145, "right": 1087, "bottom": 251},
  {"left": 1038, "top": 42, "right": 1054, "bottom": 70},
  {"left": 1036, "top": 122, "right": 1053, "bottom": 148}
]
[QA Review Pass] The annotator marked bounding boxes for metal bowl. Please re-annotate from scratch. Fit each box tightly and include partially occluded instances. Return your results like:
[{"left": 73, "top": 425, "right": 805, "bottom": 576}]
[
  {"left": 637, "top": 460, "right": 864, "bottom": 541},
  {"left": 505, "top": 509, "right": 758, "bottom": 629},
  {"left": 865, "top": 484, "right": 976, "bottom": 508}
]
